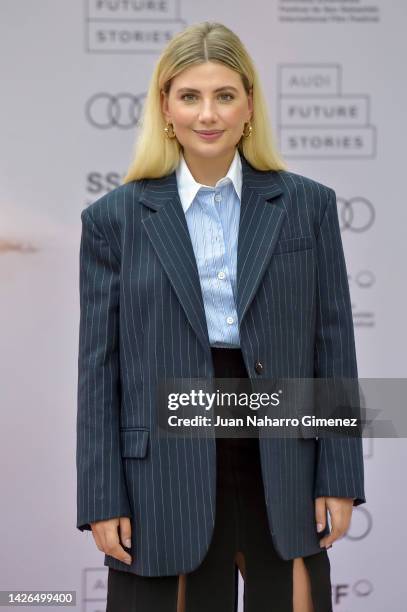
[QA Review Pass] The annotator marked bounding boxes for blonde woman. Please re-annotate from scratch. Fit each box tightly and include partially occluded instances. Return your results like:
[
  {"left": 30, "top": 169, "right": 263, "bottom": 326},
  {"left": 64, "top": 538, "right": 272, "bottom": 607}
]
[{"left": 76, "top": 21, "right": 365, "bottom": 612}]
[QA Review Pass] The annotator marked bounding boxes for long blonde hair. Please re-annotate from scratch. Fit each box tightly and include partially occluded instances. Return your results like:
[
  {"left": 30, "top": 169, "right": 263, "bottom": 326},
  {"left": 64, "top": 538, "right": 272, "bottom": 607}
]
[{"left": 123, "top": 21, "right": 287, "bottom": 183}]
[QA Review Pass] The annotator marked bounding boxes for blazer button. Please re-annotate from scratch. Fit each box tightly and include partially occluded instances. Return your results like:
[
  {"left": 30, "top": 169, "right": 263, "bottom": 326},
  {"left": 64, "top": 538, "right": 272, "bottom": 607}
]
[{"left": 254, "top": 360, "right": 264, "bottom": 374}]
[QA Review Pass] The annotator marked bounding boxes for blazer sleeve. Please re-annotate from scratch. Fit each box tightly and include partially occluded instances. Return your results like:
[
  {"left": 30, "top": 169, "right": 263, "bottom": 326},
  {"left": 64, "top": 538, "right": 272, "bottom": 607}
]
[
  {"left": 76, "top": 208, "right": 131, "bottom": 531},
  {"left": 313, "top": 188, "right": 366, "bottom": 506}
]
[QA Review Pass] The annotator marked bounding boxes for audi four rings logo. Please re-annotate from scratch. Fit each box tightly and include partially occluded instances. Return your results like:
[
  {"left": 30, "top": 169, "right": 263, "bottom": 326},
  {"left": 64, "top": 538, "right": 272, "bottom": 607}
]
[
  {"left": 85, "top": 93, "right": 147, "bottom": 129},
  {"left": 337, "top": 197, "right": 375, "bottom": 232}
]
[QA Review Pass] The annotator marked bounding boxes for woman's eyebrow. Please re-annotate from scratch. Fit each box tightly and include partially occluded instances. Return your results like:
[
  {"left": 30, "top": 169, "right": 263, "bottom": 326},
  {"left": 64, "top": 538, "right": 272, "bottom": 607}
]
[{"left": 176, "top": 86, "right": 239, "bottom": 93}]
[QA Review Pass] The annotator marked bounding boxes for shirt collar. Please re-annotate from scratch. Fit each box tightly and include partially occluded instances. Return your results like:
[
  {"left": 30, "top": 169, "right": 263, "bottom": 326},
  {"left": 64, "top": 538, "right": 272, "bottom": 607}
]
[{"left": 175, "top": 148, "right": 242, "bottom": 214}]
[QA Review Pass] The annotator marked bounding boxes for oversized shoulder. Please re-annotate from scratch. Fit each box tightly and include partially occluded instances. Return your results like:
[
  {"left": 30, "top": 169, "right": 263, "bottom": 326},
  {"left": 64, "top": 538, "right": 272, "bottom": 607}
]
[
  {"left": 270, "top": 169, "right": 335, "bottom": 224},
  {"left": 81, "top": 180, "right": 144, "bottom": 230},
  {"left": 79, "top": 181, "right": 145, "bottom": 263}
]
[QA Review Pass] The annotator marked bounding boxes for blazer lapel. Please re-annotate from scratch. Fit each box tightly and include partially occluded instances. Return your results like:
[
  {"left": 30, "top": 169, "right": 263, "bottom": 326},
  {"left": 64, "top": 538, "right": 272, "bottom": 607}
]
[
  {"left": 139, "top": 152, "right": 285, "bottom": 358},
  {"left": 140, "top": 174, "right": 212, "bottom": 357},
  {"left": 237, "top": 155, "right": 285, "bottom": 325}
]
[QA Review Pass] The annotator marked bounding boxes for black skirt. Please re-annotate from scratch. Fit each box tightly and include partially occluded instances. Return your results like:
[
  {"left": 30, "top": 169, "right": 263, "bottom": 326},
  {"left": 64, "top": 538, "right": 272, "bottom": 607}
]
[{"left": 106, "top": 347, "right": 333, "bottom": 611}]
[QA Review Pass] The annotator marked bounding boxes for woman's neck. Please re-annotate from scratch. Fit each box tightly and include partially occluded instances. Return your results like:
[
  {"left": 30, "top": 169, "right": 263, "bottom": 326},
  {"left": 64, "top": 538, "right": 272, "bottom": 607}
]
[{"left": 181, "top": 148, "right": 236, "bottom": 186}]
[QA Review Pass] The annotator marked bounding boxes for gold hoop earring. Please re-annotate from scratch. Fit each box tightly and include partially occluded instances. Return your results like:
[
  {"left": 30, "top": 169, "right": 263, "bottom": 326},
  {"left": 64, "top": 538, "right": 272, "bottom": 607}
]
[
  {"left": 242, "top": 121, "right": 252, "bottom": 138},
  {"left": 164, "top": 121, "right": 176, "bottom": 139}
]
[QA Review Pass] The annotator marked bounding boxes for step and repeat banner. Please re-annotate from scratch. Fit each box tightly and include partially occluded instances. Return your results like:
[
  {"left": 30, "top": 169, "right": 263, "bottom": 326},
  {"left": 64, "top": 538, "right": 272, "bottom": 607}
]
[{"left": 1, "top": 1, "right": 406, "bottom": 610}]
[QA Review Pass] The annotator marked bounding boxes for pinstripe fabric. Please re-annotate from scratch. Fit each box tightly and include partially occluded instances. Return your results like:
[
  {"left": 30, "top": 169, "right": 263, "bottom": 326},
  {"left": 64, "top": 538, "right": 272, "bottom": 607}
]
[
  {"left": 76, "top": 150, "right": 366, "bottom": 577},
  {"left": 176, "top": 149, "right": 241, "bottom": 347}
]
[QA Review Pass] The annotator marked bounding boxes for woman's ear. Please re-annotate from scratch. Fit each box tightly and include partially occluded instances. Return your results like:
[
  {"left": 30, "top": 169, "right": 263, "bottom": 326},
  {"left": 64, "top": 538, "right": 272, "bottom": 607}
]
[{"left": 160, "top": 89, "right": 171, "bottom": 123}]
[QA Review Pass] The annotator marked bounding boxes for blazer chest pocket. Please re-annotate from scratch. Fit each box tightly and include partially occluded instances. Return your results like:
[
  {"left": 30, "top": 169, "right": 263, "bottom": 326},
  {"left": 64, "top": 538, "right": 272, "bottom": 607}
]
[
  {"left": 273, "top": 235, "right": 314, "bottom": 255},
  {"left": 120, "top": 427, "right": 149, "bottom": 458}
]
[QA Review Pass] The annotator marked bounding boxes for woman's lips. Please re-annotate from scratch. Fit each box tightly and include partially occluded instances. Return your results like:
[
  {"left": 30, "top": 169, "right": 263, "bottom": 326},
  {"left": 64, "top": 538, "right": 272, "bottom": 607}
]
[{"left": 194, "top": 130, "right": 224, "bottom": 141}]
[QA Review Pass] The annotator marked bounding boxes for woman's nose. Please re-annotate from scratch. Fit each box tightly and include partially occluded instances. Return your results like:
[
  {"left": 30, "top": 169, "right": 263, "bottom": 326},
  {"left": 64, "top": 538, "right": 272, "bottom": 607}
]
[{"left": 198, "top": 101, "right": 218, "bottom": 119}]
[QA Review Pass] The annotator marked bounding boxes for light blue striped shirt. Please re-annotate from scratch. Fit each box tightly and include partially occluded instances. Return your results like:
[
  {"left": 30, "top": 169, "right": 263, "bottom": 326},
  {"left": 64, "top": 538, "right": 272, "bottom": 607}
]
[{"left": 175, "top": 148, "right": 242, "bottom": 348}]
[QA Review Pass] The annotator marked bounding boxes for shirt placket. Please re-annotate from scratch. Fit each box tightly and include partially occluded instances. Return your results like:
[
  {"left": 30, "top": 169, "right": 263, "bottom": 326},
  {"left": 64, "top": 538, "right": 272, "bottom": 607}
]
[{"left": 208, "top": 189, "right": 237, "bottom": 344}]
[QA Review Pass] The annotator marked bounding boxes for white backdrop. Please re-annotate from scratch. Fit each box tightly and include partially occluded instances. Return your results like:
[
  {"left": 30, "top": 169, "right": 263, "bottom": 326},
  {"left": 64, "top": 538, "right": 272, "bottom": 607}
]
[{"left": 1, "top": 1, "right": 406, "bottom": 610}]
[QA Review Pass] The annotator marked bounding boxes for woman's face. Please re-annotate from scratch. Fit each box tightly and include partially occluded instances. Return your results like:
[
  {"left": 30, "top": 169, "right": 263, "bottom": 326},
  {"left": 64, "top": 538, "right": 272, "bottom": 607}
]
[{"left": 161, "top": 61, "right": 253, "bottom": 159}]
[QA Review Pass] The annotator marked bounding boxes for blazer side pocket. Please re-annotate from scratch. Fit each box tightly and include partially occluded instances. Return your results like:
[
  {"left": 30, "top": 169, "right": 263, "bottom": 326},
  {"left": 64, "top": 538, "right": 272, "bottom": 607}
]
[{"left": 120, "top": 427, "right": 150, "bottom": 458}]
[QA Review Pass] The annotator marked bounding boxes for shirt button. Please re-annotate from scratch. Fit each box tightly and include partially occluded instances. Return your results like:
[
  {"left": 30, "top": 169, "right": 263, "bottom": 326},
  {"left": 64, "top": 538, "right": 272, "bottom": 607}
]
[
  {"left": 218, "top": 271, "right": 225, "bottom": 280},
  {"left": 214, "top": 194, "right": 222, "bottom": 202},
  {"left": 226, "top": 316, "right": 234, "bottom": 325}
]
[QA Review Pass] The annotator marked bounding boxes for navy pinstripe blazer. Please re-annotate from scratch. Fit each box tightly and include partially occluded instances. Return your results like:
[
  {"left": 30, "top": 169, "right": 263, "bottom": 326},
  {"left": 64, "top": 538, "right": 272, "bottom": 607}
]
[{"left": 76, "top": 151, "right": 366, "bottom": 577}]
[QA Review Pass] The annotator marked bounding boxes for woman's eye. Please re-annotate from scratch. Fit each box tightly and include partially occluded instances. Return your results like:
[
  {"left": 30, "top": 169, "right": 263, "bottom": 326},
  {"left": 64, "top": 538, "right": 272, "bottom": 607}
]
[{"left": 180, "top": 93, "right": 234, "bottom": 102}]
